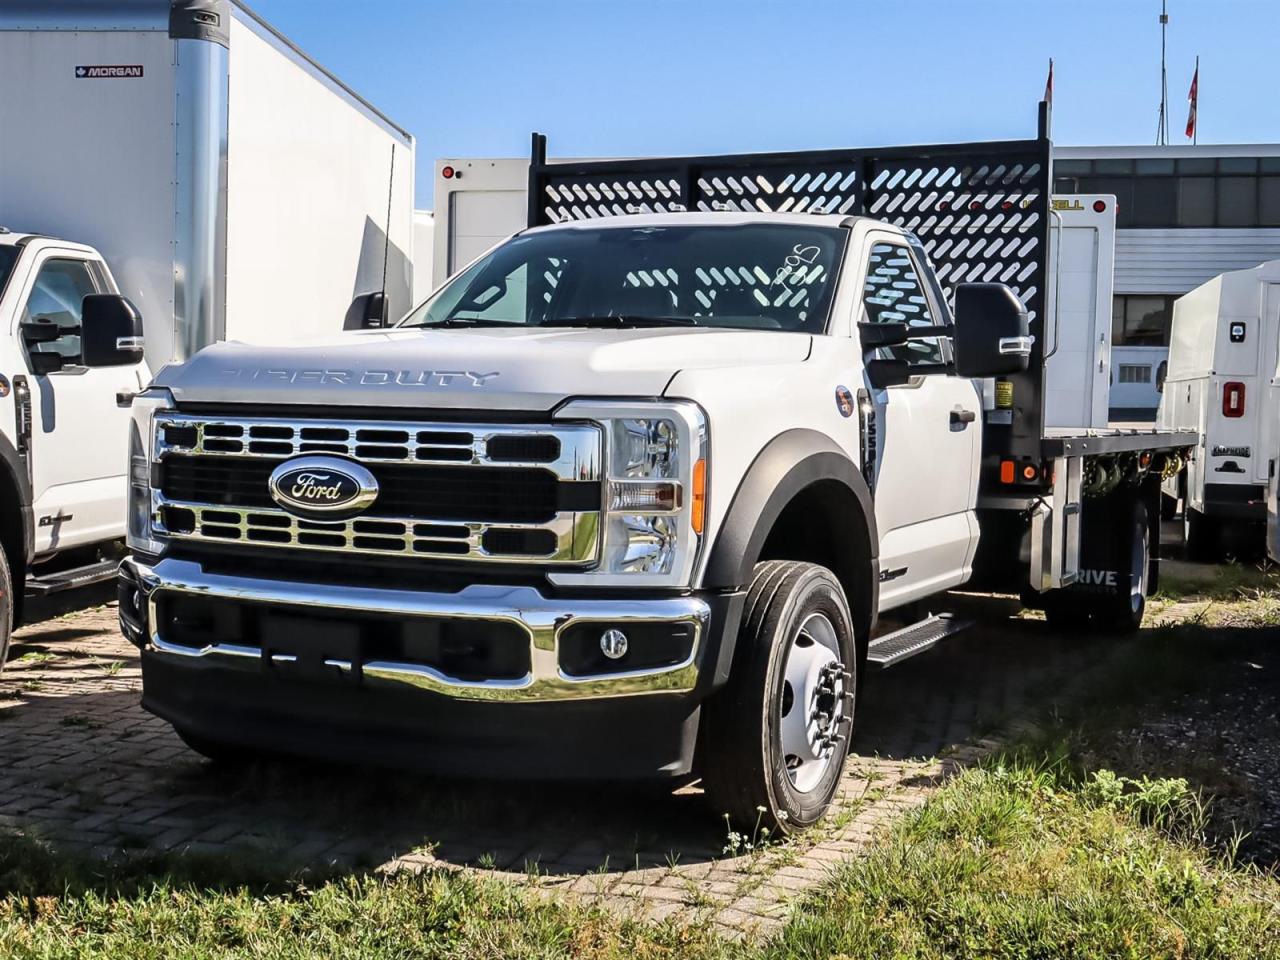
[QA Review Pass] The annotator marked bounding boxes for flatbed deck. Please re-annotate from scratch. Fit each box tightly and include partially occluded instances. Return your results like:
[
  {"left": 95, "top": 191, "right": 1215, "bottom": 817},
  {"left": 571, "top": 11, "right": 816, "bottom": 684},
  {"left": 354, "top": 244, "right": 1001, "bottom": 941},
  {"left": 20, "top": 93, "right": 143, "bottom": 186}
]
[{"left": 1040, "top": 425, "right": 1198, "bottom": 457}]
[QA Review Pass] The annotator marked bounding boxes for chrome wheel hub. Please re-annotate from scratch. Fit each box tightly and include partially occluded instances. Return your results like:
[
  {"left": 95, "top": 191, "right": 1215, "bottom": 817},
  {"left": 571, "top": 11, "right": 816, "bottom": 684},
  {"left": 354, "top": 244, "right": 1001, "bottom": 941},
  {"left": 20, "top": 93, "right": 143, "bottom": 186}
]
[{"left": 778, "top": 612, "right": 851, "bottom": 794}]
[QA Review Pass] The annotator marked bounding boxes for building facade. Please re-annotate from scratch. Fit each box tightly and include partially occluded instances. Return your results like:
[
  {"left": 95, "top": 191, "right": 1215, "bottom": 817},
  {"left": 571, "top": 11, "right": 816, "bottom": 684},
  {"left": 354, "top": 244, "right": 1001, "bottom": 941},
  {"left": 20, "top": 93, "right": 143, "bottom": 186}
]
[{"left": 1055, "top": 145, "right": 1280, "bottom": 418}]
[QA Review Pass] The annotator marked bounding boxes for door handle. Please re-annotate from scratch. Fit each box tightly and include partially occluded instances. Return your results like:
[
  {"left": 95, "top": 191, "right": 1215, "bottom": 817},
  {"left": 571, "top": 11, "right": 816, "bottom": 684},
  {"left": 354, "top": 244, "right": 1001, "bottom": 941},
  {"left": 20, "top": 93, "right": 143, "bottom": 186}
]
[{"left": 950, "top": 407, "right": 977, "bottom": 425}]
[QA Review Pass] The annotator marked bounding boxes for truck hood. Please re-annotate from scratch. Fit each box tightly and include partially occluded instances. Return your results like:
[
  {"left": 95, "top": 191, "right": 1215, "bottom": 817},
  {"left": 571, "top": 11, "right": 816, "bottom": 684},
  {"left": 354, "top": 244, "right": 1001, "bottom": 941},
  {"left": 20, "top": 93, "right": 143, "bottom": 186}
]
[{"left": 153, "top": 327, "right": 813, "bottom": 411}]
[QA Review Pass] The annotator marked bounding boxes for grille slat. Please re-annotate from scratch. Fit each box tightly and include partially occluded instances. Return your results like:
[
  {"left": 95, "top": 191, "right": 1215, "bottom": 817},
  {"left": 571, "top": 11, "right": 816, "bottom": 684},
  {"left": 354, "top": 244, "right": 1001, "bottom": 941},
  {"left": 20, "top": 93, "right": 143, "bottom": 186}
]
[
  {"left": 152, "top": 413, "right": 602, "bottom": 565},
  {"left": 160, "top": 456, "right": 564, "bottom": 523}
]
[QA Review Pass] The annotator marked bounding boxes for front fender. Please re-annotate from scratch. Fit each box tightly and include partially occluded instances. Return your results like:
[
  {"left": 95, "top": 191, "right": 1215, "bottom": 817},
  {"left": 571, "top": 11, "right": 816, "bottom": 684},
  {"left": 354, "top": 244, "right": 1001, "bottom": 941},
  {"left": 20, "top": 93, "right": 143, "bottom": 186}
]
[{"left": 699, "top": 428, "right": 878, "bottom": 684}]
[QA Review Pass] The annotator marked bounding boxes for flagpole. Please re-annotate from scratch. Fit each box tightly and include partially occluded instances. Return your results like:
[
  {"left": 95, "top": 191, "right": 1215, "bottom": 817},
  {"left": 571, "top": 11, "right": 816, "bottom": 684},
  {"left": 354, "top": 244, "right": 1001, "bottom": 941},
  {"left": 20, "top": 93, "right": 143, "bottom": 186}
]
[{"left": 1157, "top": 0, "right": 1169, "bottom": 145}]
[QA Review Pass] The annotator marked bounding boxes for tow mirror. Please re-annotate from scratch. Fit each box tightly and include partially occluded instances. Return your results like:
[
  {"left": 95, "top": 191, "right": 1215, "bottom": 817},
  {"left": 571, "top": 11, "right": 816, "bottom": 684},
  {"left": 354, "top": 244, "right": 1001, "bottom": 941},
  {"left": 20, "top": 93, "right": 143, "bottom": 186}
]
[
  {"left": 865, "top": 358, "right": 913, "bottom": 388},
  {"left": 81, "top": 294, "right": 144, "bottom": 367},
  {"left": 345, "top": 291, "right": 388, "bottom": 330},
  {"left": 951, "top": 282, "right": 1031, "bottom": 378},
  {"left": 858, "top": 322, "right": 910, "bottom": 349}
]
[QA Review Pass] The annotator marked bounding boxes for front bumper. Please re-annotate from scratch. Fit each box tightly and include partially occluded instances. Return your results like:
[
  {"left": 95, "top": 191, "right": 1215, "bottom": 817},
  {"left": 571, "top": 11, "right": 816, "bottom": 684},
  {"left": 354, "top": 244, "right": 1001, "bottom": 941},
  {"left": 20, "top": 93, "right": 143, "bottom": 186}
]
[{"left": 119, "top": 556, "right": 742, "bottom": 778}]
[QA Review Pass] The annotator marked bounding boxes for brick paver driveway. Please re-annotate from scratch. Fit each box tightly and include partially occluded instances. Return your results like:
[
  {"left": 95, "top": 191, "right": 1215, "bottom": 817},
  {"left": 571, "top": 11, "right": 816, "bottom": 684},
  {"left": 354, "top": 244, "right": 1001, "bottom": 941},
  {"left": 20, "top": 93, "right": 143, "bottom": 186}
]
[{"left": 0, "top": 587, "right": 1129, "bottom": 932}]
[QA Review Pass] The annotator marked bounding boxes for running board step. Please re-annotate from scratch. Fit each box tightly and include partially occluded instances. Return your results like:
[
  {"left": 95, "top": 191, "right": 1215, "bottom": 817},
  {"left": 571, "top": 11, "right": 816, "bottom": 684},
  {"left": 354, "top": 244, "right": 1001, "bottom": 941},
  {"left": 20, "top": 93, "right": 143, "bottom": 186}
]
[
  {"left": 867, "top": 613, "right": 972, "bottom": 669},
  {"left": 25, "top": 559, "right": 119, "bottom": 598}
]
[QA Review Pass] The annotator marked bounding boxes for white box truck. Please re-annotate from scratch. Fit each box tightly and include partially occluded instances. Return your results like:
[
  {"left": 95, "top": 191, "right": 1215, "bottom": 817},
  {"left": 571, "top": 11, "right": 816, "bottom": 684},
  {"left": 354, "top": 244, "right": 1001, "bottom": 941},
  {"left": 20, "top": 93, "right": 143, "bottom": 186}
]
[
  {"left": 1158, "top": 260, "right": 1280, "bottom": 559},
  {"left": 1, "top": 0, "right": 416, "bottom": 365},
  {"left": 432, "top": 161, "right": 1118, "bottom": 431},
  {"left": 0, "top": 0, "right": 415, "bottom": 662}
]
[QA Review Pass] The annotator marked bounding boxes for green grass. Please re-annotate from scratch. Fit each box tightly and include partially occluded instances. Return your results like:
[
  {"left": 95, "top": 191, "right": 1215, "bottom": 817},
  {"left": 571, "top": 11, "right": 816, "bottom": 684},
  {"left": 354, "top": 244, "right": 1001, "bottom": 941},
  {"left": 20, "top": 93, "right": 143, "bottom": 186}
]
[
  {"left": 766, "top": 764, "right": 1280, "bottom": 960},
  {"left": 2, "top": 763, "right": 1277, "bottom": 958}
]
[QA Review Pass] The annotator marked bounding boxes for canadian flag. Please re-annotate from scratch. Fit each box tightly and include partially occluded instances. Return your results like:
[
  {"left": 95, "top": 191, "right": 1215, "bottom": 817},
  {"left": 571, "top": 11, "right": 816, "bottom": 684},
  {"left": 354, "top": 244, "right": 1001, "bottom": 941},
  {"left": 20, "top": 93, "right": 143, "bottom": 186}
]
[
  {"left": 1185, "top": 62, "right": 1199, "bottom": 140},
  {"left": 1044, "top": 58, "right": 1054, "bottom": 106}
]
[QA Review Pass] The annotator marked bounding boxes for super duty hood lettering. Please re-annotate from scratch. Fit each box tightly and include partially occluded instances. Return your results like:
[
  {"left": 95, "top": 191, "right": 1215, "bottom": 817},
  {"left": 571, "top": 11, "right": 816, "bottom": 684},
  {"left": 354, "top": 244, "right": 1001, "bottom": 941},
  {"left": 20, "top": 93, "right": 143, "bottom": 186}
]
[{"left": 219, "top": 368, "right": 500, "bottom": 387}]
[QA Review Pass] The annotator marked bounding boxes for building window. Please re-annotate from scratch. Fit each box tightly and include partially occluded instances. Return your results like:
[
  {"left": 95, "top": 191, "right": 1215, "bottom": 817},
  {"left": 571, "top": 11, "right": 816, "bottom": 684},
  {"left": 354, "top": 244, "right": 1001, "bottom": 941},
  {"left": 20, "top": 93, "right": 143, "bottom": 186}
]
[
  {"left": 1118, "top": 364, "right": 1153, "bottom": 384},
  {"left": 1112, "top": 294, "right": 1176, "bottom": 346},
  {"left": 1056, "top": 157, "right": 1280, "bottom": 228}
]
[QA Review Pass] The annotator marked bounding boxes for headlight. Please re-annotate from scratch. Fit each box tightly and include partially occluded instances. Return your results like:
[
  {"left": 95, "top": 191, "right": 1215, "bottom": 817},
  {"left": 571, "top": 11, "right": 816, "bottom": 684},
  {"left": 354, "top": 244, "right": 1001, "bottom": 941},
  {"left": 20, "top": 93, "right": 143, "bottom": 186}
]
[
  {"left": 126, "top": 388, "right": 174, "bottom": 556},
  {"left": 551, "top": 400, "right": 707, "bottom": 588}
]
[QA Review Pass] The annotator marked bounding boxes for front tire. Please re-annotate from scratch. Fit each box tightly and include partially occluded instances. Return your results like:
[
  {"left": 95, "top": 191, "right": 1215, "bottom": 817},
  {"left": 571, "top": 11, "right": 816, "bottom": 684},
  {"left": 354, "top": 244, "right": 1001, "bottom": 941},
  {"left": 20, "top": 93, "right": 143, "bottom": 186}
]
[
  {"left": 0, "top": 547, "right": 13, "bottom": 671},
  {"left": 700, "top": 561, "right": 856, "bottom": 836}
]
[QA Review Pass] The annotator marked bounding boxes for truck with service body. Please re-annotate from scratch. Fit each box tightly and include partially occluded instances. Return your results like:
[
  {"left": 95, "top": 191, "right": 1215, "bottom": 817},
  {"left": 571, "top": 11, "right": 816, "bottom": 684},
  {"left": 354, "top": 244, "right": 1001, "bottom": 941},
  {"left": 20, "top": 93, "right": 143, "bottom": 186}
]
[
  {"left": 113, "top": 111, "right": 1196, "bottom": 831},
  {"left": 1157, "top": 259, "right": 1280, "bottom": 559},
  {"left": 0, "top": 0, "right": 414, "bottom": 661}
]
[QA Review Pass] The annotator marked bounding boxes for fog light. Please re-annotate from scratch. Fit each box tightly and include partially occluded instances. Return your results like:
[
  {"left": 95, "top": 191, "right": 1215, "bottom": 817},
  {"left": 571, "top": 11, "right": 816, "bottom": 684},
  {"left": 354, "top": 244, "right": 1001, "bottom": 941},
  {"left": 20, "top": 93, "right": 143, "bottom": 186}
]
[{"left": 600, "top": 629, "right": 629, "bottom": 660}]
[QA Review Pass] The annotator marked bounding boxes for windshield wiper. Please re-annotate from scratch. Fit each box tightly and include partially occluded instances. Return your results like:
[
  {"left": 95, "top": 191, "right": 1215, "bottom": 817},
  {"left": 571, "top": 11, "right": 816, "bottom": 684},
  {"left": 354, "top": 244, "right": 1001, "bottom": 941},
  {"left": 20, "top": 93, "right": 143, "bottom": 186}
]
[
  {"left": 398, "top": 317, "right": 520, "bottom": 329},
  {"left": 542, "top": 315, "right": 699, "bottom": 329}
]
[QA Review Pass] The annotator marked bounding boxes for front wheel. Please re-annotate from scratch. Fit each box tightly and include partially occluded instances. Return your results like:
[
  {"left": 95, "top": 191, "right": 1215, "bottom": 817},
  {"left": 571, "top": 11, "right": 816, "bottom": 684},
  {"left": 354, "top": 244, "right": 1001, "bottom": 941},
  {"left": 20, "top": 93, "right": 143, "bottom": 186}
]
[
  {"left": 0, "top": 547, "right": 13, "bottom": 671},
  {"left": 700, "top": 561, "right": 857, "bottom": 836}
]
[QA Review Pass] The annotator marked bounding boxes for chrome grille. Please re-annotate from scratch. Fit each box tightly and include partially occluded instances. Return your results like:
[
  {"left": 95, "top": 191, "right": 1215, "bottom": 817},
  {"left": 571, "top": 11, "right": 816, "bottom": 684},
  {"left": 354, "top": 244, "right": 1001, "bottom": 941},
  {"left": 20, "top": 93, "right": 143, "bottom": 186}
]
[{"left": 152, "top": 413, "right": 602, "bottom": 564}]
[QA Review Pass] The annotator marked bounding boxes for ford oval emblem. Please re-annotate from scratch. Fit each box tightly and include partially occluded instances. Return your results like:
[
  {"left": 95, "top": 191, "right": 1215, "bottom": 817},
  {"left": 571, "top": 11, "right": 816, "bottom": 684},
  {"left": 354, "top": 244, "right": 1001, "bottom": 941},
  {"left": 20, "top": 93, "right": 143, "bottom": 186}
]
[{"left": 267, "top": 456, "right": 378, "bottom": 520}]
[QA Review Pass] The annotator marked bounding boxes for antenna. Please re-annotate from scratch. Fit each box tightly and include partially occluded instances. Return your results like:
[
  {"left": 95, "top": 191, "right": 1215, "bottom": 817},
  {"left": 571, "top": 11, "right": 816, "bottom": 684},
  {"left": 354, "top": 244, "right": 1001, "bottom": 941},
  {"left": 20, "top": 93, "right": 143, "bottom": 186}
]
[{"left": 1156, "top": 0, "right": 1169, "bottom": 145}]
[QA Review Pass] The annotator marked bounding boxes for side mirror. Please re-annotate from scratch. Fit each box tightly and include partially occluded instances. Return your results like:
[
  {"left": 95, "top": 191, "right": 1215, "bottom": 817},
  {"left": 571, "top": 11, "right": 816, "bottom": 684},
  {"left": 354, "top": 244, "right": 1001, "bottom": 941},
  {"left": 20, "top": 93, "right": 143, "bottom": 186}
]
[
  {"left": 344, "top": 291, "right": 388, "bottom": 330},
  {"left": 865, "top": 358, "right": 913, "bottom": 388},
  {"left": 81, "top": 294, "right": 145, "bottom": 367},
  {"left": 951, "top": 282, "right": 1032, "bottom": 378},
  {"left": 20, "top": 319, "right": 67, "bottom": 375}
]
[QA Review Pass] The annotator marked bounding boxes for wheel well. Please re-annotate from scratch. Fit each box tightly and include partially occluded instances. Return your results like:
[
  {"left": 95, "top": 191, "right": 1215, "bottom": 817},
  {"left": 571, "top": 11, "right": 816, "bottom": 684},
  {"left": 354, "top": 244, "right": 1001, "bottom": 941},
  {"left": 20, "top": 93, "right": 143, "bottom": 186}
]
[{"left": 756, "top": 479, "right": 875, "bottom": 651}]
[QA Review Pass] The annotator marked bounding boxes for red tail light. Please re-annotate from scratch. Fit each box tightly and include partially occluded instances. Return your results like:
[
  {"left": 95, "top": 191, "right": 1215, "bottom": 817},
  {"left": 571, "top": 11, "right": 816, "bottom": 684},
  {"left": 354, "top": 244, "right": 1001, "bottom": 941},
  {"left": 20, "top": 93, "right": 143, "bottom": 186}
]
[{"left": 1223, "top": 381, "right": 1246, "bottom": 418}]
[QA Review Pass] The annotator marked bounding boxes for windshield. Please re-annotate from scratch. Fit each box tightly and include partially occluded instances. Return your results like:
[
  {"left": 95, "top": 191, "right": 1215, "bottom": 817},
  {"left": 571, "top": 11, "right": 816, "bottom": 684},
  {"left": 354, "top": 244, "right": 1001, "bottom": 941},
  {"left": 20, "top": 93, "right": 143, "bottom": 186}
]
[
  {"left": 400, "top": 223, "right": 847, "bottom": 333},
  {"left": 0, "top": 246, "right": 18, "bottom": 302}
]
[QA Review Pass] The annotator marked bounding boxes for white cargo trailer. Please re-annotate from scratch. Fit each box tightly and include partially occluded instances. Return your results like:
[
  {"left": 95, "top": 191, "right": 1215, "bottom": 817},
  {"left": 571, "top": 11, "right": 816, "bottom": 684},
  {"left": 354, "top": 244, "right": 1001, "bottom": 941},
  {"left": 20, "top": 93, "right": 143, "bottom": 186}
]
[
  {"left": 1159, "top": 259, "right": 1280, "bottom": 558},
  {"left": 0, "top": 0, "right": 415, "bottom": 366},
  {"left": 433, "top": 158, "right": 1117, "bottom": 431}
]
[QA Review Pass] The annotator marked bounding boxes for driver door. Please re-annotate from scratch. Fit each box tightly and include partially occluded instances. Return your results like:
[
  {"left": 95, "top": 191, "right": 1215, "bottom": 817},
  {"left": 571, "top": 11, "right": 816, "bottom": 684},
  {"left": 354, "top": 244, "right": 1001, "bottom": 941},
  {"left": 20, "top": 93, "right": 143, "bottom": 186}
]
[{"left": 858, "top": 237, "right": 982, "bottom": 611}]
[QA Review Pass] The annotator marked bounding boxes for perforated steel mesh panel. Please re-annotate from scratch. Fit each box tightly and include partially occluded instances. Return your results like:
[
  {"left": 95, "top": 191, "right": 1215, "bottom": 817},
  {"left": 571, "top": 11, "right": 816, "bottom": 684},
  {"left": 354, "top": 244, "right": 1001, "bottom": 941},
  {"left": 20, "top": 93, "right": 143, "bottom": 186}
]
[
  {"left": 531, "top": 152, "right": 1045, "bottom": 323},
  {"left": 865, "top": 158, "right": 1045, "bottom": 324}
]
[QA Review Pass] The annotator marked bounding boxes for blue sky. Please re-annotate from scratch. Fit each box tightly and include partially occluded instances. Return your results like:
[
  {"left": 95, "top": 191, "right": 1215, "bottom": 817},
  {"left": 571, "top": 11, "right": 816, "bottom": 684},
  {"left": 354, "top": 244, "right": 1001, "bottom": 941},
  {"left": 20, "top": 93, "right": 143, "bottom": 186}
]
[{"left": 249, "top": 0, "right": 1280, "bottom": 209}]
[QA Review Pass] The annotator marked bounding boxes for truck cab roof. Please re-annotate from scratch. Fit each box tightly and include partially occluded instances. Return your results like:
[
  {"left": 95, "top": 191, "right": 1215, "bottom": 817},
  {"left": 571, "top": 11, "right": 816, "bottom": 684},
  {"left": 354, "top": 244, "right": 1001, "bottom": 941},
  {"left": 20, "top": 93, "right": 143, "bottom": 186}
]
[
  {"left": 521, "top": 210, "right": 896, "bottom": 235},
  {"left": 0, "top": 230, "right": 102, "bottom": 257}
]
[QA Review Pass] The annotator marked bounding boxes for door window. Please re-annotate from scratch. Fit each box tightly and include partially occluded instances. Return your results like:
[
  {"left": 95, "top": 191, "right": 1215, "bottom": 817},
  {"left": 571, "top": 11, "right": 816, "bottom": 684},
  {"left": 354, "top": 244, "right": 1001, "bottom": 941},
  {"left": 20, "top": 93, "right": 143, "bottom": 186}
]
[
  {"left": 861, "top": 242, "right": 945, "bottom": 365},
  {"left": 22, "top": 258, "right": 99, "bottom": 362}
]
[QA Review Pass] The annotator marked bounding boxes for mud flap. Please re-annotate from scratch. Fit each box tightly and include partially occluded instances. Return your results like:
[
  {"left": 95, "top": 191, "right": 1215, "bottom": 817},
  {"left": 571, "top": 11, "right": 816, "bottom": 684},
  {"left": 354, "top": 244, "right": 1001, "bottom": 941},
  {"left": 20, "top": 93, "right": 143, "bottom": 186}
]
[{"left": 1068, "top": 492, "right": 1137, "bottom": 601}]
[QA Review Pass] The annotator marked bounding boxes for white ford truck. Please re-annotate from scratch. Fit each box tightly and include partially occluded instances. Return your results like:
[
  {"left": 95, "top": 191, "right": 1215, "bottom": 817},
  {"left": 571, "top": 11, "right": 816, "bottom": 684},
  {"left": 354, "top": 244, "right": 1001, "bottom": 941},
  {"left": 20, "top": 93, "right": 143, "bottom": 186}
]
[{"left": 113, "top": 113, "right": 1196, "bottom": 831}]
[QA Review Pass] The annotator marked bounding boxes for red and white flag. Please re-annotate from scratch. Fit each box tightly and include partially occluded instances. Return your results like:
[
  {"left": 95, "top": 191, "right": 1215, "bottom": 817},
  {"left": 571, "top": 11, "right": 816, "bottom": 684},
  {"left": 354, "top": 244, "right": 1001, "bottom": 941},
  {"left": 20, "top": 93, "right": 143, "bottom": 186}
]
[
  {"left": 1185, "top": 61, "right": 1199, "bottom": 140},
  {"left": 1044, "top": 58, "right": 1054, "bottom": 105}
]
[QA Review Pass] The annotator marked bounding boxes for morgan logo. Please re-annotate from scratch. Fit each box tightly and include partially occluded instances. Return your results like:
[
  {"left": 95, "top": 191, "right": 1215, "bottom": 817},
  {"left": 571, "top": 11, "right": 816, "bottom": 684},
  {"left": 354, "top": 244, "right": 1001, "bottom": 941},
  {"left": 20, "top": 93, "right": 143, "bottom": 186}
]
[
  {"left": 268, "top": 456, "right": 378, "bottom": 519},
  {"left": 76, "top": 65, "right": 144, "bottom": 79}
]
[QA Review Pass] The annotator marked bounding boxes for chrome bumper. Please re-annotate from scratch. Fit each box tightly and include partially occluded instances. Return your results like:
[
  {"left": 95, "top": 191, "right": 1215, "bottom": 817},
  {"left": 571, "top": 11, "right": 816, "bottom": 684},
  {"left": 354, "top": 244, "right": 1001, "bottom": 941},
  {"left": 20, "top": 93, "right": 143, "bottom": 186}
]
[{"left": 121, "top": 557, "right": 710, "bottom": 702}]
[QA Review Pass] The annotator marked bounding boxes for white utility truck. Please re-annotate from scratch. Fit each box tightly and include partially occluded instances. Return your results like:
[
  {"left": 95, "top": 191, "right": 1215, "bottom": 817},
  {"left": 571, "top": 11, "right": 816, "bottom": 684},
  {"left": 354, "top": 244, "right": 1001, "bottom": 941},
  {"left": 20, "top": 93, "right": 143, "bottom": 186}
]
[
  {"left": 114, "top": 111, "right": 1195, "bottom": 832},
  {"left": 0, "top": 0, "right": 414, "bottom": 661},
  {"left": 1158, "top": 259, "right": 1280, "bottom": 559}
]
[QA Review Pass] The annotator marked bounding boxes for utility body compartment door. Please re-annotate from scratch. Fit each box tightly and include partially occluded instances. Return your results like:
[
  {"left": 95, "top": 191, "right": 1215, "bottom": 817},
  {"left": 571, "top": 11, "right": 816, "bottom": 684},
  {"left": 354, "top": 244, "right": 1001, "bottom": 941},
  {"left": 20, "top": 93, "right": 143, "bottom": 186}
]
[{"left": 856, "top": 236, "right": 982, "bottom": 611}]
